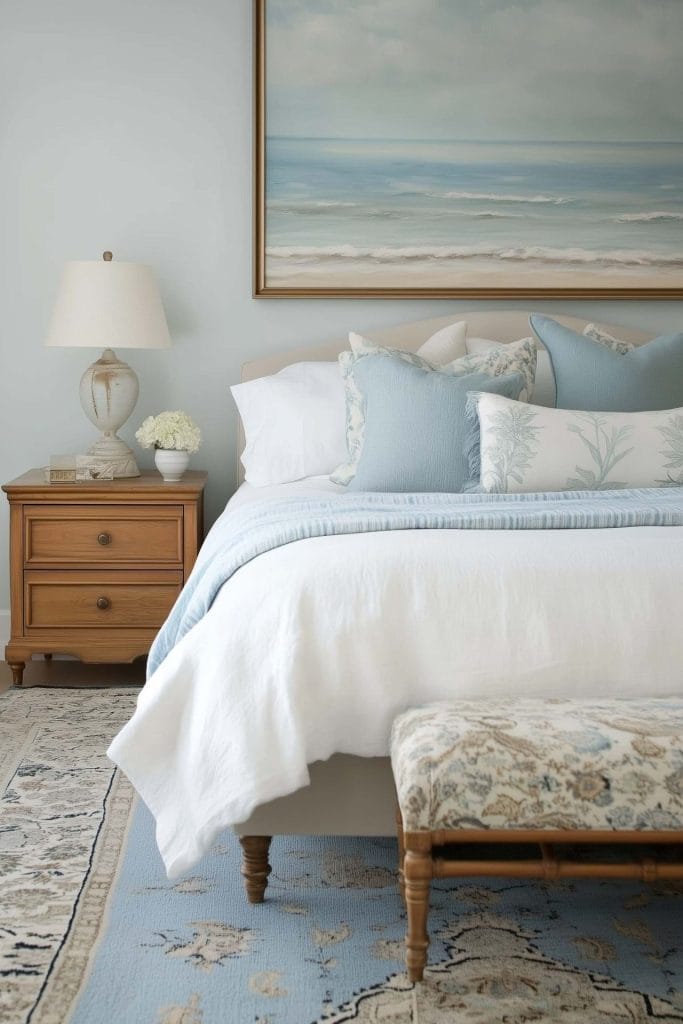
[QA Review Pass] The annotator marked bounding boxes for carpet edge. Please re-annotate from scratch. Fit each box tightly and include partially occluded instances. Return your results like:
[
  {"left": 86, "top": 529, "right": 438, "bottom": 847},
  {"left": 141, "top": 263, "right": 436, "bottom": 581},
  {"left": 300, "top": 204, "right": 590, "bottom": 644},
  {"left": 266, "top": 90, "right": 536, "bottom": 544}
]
[{"left": 28, "top": 771, "right": 138, "bottom": 1024}]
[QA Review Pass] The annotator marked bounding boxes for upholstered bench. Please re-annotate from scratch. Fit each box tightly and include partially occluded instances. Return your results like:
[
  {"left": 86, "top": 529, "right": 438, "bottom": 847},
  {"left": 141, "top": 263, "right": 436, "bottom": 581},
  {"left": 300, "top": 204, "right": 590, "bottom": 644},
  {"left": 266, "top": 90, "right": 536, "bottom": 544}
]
[{"left": 391, "top": 698, "right": 683, "bottom": 982}]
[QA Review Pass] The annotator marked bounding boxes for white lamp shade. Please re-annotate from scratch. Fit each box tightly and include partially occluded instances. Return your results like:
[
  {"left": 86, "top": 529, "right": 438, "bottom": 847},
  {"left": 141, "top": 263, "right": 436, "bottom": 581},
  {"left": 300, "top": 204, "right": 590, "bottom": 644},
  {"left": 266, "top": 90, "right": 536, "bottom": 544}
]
[{"left": 45, "top": 259, "right": 172, "bottom": 350}]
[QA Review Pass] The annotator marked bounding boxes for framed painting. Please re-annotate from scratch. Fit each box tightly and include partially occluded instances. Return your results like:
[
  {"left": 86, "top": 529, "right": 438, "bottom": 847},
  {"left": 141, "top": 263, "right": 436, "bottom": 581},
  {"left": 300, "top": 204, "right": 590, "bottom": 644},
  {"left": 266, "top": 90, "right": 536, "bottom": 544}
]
[{"left": 254, "top": 0, "right": 683, "bottom": 298}]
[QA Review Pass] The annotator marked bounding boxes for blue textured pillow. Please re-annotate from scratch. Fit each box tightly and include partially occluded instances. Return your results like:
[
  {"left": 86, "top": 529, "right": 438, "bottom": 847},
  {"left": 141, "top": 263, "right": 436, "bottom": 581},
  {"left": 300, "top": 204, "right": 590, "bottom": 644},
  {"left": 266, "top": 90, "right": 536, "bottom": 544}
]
[
  {"left": 530, "top": 315, "right": 683, "bottom": 411},
  {"left": 346, "top": 355, "right": 526, "bottom": 493}
]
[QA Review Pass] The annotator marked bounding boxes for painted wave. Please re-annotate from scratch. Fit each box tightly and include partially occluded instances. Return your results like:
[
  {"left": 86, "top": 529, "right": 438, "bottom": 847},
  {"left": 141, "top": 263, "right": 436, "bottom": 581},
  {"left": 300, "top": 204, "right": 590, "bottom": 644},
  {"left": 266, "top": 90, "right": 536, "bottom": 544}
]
[
  {"left": 460, "top": 210, "right": 525, "bottom": 219},
  {"left": 267, "top": 200, "right": 403, "bottom": 219},
  {"left": 425, "top": 190, "right": 575, "bottom": 205},
  {"left": 615, "top": 211, "right": 683, "bottom": 223},
  {"left": 268, "top": 200, "right": 359, "bottom": 211},
  {"left": 268, "top": 200, "right": 524, "bottom": 220},
  {"left": 267, "top": 244, "right": 683, "bottom": 267}
]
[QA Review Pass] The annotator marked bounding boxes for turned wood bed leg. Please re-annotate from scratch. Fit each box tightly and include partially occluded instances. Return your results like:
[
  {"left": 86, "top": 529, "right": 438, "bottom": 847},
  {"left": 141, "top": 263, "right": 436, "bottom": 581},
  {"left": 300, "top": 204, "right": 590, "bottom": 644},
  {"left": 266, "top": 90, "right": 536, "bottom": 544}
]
[
  {"left": 239, "top": 835, "right": 272, "bottom": 903},
  {"left": 404, "top": 835, "right": 433, "bottom": 983}
]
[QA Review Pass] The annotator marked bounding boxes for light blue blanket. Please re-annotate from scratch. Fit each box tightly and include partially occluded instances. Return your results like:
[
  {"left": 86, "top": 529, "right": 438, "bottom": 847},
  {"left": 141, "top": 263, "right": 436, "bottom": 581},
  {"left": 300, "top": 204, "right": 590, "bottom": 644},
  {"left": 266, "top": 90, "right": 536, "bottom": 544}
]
[{"left": 147, "top": 487, "right": 683, "bottom": 676}]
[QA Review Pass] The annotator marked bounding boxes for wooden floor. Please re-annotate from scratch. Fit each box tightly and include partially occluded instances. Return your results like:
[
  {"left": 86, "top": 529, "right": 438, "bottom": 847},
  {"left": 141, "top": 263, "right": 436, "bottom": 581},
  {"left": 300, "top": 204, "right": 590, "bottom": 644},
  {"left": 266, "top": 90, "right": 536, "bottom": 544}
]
[{"left": 0, "top": 657, "right": 145, "bottom": 695}]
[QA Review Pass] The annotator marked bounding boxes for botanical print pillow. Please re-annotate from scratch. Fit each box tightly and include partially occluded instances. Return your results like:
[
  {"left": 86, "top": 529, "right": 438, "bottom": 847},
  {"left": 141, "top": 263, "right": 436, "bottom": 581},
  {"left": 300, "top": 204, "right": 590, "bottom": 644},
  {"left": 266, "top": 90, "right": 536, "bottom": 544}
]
[
  {"left": 469, "top": 391, "right": 683, "bottom": 494},
  {"left": 582, "top": 322, "right": 635, "bottom": 355},
  {"left": 332, "top": 335, "right": 537, "bottom": 485}
]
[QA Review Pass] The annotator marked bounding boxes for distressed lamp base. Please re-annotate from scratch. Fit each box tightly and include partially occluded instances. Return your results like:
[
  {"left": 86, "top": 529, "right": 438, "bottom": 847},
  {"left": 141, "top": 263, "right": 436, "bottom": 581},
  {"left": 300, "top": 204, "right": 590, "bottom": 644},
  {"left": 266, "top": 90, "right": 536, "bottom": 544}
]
[{"left": 80, "top": 348, "right": 141, "bottom": 478}]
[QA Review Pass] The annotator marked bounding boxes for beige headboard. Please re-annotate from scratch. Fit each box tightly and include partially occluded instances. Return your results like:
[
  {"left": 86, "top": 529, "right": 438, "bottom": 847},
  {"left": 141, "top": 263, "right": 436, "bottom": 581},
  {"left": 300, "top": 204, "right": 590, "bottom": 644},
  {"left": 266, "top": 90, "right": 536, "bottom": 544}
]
[{"left": 237, "top": 310, "right": 650, "bottom": 483}]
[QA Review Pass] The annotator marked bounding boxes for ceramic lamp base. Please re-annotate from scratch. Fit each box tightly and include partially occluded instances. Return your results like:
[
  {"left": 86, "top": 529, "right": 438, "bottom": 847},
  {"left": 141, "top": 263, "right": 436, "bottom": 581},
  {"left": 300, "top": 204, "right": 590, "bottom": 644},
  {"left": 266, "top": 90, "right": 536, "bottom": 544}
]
[
  {"left": 87, "top": 433, "right": 140, "bottom": 478},
  {"left": 80, "top": 348, "right": 141, "bottom": 478},
  {"left": 155, "top": 449, "right": 189, "bottom": 482}
]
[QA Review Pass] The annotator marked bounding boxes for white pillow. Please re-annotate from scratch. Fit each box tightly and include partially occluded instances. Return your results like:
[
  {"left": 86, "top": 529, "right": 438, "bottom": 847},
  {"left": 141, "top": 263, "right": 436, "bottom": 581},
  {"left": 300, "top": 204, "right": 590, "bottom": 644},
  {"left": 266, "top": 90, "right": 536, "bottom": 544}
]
[
  {"left": 231, "top": 362, "right": 347, "bottom": 486},
  {"left": 408, "top": 320, "right": 467, "bottom": 363},
  {"left": 471, "top": 391, "right": 683, "bottom": 493}
]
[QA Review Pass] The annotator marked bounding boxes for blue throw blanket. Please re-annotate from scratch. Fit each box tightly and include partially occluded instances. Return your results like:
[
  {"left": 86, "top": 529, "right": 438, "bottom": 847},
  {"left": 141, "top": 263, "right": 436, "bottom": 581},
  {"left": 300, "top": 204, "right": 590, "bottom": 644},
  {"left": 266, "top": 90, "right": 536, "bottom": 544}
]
[{"left": 147, "top": 487, "right": 683, "bottom": 676}]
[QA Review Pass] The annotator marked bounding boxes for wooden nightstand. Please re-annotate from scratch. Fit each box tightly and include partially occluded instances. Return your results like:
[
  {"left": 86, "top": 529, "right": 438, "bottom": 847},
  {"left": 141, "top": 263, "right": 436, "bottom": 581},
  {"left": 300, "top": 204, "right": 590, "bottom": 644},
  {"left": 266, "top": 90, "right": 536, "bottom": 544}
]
[{"left": 3, "top": 469, "right": 207, "bottom": 685}]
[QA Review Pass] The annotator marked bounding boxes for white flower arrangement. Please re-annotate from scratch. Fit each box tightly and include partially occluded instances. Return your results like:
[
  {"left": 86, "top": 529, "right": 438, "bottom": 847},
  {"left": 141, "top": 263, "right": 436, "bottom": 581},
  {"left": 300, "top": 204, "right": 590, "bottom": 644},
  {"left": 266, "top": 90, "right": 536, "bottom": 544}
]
[{"left": 135, "top": 410, "right": 202, "bottom": 453}]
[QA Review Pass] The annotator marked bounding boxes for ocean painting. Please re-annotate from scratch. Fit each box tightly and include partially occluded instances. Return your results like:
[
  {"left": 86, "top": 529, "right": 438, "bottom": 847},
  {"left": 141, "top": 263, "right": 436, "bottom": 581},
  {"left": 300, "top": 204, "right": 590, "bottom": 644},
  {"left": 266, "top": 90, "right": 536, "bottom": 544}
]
[{"left": 258, "top": 1, "right": 683, "bottom": 296}]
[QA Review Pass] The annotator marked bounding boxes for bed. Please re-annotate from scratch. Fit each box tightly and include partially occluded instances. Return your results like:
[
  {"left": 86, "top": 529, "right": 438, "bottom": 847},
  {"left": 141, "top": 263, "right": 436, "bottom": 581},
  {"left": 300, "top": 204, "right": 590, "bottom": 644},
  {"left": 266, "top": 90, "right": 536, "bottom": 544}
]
[{"left": 107, "top": 310, "right": 683, "bottom": 899}]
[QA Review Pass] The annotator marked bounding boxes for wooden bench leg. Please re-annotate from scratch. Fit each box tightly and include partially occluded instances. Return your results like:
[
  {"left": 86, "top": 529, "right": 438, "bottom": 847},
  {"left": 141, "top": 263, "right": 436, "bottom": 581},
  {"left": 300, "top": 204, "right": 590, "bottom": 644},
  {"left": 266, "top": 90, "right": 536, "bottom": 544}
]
[
  {"left": 404, "top": 834, "right": 432, "bottom": 982},
  {"left": 239, "top": 835, "right": 272, "bottom": 903},
  {"left": 396, "top": 806, "right": 406, "bottom": 905}
]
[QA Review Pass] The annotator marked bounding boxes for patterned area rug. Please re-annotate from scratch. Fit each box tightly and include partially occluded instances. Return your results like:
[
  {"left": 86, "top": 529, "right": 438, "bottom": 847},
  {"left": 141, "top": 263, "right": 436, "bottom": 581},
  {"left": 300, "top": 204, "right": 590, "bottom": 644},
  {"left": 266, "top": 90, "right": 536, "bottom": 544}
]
[{"left": 2, "top": 686, "right": 683, "bottom": 1024}]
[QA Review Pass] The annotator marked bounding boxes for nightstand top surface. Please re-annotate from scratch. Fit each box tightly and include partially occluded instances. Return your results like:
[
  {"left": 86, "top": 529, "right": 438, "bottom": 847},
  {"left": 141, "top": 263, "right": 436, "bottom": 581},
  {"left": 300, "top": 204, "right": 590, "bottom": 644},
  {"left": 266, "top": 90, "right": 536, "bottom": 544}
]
[{"left": 3, "top": 469, "right": 208, "bottom": 497}]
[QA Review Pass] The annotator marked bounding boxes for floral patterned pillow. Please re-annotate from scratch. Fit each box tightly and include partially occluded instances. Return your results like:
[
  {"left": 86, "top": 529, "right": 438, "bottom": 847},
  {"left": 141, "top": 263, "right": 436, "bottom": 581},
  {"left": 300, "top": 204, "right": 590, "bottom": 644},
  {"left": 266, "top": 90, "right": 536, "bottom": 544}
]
[
  {"left": 332, "top": 335, "right": 537, "bottom": 486},
  {"left": 468, "top": 390, "right": 683, "bottom": 493},
  {"left": 582, "top": 323, "right": 635, "bottom": 355}
]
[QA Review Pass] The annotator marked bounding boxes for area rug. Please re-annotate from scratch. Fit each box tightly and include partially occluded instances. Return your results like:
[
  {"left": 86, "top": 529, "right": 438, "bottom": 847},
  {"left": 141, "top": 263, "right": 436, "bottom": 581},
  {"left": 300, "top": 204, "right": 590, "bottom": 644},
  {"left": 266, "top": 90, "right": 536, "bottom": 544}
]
[{"left": 2, "top": 687, "right": 683, "bottom": 1024}]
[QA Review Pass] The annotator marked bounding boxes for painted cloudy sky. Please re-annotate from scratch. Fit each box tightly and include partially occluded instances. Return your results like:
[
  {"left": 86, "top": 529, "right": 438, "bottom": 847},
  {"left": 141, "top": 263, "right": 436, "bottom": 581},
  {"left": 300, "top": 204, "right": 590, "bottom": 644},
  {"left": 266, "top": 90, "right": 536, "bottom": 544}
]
[{"left": 266, "top": 0, "right": 683, "bottom": 142}]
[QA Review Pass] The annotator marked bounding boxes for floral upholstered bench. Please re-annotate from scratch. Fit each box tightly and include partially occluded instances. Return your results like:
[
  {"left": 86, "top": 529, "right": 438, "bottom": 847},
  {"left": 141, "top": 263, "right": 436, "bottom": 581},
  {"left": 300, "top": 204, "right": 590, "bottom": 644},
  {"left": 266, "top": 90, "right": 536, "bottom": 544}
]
[{"left": 390, "top": 698, "right": 683, "bottom": 982}]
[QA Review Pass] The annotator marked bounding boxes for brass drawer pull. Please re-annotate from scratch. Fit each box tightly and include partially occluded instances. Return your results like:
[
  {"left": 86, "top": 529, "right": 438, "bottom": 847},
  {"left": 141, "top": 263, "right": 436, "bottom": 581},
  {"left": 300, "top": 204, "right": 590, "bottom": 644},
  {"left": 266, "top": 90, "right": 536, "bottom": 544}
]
[
  {"left": 96, "top": 596, "right": 110, "bottom": 610},
  {"left": 97, "top": 532, "right": 112, "bottom": 546}
]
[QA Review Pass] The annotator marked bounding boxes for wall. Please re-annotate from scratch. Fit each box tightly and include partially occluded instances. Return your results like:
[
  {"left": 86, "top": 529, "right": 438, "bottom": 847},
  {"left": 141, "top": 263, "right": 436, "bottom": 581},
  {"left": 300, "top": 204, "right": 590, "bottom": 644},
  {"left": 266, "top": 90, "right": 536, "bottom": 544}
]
[{"left": 0, "top": 0, "right": 681, "bottom": 622}]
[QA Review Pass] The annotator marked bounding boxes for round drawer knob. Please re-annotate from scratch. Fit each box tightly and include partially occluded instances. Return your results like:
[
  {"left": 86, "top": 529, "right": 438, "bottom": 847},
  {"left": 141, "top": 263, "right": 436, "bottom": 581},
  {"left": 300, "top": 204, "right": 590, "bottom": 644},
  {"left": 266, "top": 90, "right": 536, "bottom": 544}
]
[
  {"left": 96, "top": 596, "right": 110, "bottom": 610},
  {"left": 97, "top": 532, "right": 112, "bottom": 546}
]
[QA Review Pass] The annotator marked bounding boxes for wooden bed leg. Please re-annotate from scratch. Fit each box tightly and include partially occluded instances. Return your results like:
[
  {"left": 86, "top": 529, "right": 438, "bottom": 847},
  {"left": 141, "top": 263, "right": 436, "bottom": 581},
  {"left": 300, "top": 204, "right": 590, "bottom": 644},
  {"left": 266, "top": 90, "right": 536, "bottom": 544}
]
[
  {"left": 239, "top": 835, "right": 272, "bottom": 903},
  {"left": 404, "top": 834, "right": 433, "bottom": 983}
]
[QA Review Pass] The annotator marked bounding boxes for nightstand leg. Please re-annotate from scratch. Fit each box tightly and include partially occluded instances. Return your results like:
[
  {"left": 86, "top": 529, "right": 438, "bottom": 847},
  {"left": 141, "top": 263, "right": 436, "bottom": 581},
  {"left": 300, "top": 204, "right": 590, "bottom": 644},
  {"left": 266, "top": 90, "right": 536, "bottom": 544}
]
[{"left": 8, "top": 661, "right": 25, "bottom": 686}]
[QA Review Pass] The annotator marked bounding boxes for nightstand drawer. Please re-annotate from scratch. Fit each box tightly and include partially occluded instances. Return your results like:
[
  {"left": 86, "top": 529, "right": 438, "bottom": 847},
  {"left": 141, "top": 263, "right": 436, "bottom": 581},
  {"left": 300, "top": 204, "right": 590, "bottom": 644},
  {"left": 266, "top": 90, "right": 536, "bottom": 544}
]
[
  {"left": 24, "top": 571, "right": 182, "bottom": 628},
  {"left": 24, "top": 505, "right": 183, "bottom": 566},
  {"left": 4, "top": 469, "right": 206, "bottom": 684}
]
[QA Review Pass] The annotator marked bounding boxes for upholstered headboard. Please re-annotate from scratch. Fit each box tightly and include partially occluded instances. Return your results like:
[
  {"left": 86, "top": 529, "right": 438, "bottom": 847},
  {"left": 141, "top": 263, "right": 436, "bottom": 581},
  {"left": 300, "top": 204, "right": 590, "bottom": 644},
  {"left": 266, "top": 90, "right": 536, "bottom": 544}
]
[{"left": 237, "top": 310, "right": 650, "bottom": 483}]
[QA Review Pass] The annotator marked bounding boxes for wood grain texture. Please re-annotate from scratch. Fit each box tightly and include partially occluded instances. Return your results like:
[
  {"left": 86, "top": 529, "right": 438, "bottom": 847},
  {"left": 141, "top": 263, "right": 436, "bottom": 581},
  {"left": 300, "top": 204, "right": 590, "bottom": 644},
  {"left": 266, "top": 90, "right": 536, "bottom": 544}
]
[
  {"left": 24, "top": 571, "right": 182, "bottom": 628},
  {"left": 24, "top": 505, "right": 183, "bottom": 565},
  {"left": 404, "top": 836, "right": 433, "bottom": 983},
  {"left": 239, "top": 835, "right": 272, "bottom": 903},
  {"left": 399, "top": 823, "right": 683, "bottom": 982},
  {"left": 3, "top": 470, "right": 207, "bottom": 684}
]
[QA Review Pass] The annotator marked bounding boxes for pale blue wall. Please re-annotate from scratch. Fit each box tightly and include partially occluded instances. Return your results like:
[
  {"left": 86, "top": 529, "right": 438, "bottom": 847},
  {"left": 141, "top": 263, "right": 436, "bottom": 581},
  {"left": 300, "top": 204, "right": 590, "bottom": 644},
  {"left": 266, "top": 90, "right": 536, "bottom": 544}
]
[{"left": 0, "top": 0, "right": 680, "bottom": 610}]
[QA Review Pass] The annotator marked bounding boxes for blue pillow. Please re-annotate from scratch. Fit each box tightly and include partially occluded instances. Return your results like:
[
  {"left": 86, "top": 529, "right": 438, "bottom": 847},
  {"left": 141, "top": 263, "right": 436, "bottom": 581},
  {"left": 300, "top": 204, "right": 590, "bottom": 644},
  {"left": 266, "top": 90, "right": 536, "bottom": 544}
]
[
  {"left": 530, "top": 314, "right": 683, "bottom": 411},
  {"left": 346, "top": 355, "right": 526, "bottom": 493}
]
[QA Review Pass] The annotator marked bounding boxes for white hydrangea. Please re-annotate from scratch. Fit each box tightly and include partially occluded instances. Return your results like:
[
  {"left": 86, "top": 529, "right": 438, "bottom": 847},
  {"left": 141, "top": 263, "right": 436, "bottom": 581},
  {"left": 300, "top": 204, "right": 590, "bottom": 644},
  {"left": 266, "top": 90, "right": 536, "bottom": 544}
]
[{"left": 135, "top": 410, "right": 202, "bottom": 453}]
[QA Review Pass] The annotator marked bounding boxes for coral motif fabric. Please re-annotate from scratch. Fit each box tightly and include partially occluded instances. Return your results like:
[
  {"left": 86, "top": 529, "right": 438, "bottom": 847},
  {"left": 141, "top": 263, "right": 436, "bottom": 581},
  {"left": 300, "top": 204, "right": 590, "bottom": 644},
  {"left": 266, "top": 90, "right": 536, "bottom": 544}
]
[
  {"left": 391, "top": 699, "right": 683, "bottom": 833},
  {"left": 470, "top": 391, "right": 683, "bottom": 493}
]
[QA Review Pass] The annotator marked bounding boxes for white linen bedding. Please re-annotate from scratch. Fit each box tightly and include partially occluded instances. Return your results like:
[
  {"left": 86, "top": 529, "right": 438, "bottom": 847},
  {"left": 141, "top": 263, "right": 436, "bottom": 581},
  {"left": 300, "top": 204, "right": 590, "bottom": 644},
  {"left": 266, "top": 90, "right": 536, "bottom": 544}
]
[
  {"left": 227, "top": 474, "right": 343, "bottom": 510},
  {"left": 108, "top": 482, "right": 683, "bottom": 878}
]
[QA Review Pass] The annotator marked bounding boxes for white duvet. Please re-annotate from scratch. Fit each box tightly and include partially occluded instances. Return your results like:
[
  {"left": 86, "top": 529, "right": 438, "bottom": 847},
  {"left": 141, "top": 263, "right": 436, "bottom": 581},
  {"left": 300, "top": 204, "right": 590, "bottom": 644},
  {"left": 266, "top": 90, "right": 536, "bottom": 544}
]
[{"left": 108, "top": 480, "right": 683, "bottom": 878}]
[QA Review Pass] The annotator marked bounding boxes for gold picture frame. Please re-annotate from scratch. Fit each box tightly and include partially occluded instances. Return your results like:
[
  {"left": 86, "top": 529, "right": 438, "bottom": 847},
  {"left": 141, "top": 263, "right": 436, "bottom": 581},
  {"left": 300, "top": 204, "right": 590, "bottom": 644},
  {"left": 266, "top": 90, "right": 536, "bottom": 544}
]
[{"left": 254, "top": 0, "right": 683, "bottom": 299}]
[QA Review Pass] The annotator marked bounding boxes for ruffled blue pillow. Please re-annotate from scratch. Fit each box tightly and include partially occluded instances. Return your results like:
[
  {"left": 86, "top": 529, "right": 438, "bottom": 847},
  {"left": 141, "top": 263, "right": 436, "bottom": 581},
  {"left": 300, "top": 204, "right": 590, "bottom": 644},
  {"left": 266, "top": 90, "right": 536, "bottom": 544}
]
[{"left": 346, "top": 355, "right": 525, "bottom": 493}]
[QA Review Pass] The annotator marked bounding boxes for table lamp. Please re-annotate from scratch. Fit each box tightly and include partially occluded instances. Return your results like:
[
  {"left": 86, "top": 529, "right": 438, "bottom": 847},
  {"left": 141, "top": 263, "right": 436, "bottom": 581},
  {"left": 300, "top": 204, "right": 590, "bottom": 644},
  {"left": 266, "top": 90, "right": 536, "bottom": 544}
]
[{"left": 45, "top": 251, "right": 172, "bottom": 478}]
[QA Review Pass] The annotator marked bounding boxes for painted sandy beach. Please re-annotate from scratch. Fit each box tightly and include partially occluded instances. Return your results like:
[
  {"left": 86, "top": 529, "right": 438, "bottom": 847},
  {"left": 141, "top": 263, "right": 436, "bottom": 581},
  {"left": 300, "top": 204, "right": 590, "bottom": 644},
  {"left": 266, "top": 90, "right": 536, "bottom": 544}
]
[
  {"left": 266, "top": 263, "right": 683, "bottom": 292},
  {"left": 264, "top": 137, "right": 683, "bottom": 290}
]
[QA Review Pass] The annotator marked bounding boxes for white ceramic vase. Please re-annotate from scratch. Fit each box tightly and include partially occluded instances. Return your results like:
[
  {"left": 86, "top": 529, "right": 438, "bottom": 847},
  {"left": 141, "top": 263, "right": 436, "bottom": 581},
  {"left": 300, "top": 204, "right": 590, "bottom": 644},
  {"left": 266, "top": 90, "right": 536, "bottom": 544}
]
[{"left": 155, "top": 449, "right": 190, "bottom": 482}]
